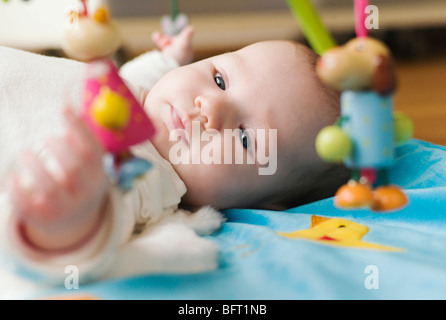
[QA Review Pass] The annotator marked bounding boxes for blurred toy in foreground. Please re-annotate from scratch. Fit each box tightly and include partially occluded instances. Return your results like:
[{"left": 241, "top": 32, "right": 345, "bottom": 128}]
[
  {"left": 315, "top": 37, "right": 413, "bottom": 211},
  {"left": 162, "top": 0, "right": 188, "bottom": 36},
  {"left": 62, "top": 1, "right": 155, "bottom": 191}
]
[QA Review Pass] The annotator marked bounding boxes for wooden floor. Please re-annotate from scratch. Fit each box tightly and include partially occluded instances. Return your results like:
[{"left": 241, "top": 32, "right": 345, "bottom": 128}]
[{"left": 394, "top": 54, "right": 446, "bottom": 146}]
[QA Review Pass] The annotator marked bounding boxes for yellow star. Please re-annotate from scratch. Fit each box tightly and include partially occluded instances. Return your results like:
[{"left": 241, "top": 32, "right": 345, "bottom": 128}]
[{"left": 278, "top": 216, "right": 403, "bottom": 251}]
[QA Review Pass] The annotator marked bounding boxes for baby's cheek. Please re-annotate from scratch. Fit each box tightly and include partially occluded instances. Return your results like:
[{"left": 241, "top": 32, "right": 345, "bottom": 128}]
[
  {"left": 179, "top": 169, "right": 217, "bottom": 207},
  {"left": 178, "top": 163, "right": 227, "bottom": 203}
]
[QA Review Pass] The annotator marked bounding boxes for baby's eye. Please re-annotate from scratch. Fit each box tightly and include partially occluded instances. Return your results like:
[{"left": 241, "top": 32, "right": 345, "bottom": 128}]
[
  {"left": 214, "top": 73, "right": 226, "bottom": 90},
  {"left": 239, "top": 127, "right": 251, "bottom": 150}
]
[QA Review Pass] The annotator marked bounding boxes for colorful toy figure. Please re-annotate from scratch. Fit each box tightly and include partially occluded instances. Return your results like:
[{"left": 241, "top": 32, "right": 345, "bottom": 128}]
[
  {"left": 315, "top": 37, "right": 413, "bottom": 211},
  {"left": 62, "top": 1, "right": 156, "bottom": 191}
]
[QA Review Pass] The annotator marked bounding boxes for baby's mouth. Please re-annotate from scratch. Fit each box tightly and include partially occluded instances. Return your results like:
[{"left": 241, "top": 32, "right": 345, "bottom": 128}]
[
  {"left": 171, "top": 105, "right": 184, "bottom": 130},
  {"left": 170, "top": 105, "right": 191, "bottom": 146}
]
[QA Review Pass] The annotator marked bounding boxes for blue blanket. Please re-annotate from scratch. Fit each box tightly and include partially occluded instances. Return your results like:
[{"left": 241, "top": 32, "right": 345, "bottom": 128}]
[{"left": 37, "top": 139, "right": 446, "bottom": 299}]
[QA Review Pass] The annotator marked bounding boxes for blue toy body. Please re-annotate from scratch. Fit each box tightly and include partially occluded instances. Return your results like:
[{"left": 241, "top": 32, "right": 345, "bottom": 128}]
[{"left": 341, "top": 91, "right": 395, "bottom": 169}]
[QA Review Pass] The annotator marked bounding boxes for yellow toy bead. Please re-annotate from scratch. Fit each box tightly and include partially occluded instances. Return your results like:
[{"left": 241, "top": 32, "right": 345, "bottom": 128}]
[{"left": 91, "top": 87, "right": 130, "bottom": 130}]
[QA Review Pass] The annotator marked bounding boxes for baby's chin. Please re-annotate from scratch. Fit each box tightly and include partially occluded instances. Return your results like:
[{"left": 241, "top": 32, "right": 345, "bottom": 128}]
[
  {"left": 179, "top": 192, "right": 210, "bottom": 210},
  {"left": 176, "top": 178, "right": 220, "bottom": 209},
  {"left": 180, "top": 186, "right": 247, "bottom": 210}
]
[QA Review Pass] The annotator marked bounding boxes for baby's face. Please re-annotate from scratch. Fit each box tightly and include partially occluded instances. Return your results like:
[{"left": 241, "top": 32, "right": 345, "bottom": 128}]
[{"left": 144, "top": 41, "right": 332, "bottom": 209}]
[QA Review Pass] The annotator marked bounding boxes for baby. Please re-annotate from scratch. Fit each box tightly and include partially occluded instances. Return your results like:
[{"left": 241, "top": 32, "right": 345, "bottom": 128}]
[{"left": 2, "top": 26, "right": 348, "bottom": 283}]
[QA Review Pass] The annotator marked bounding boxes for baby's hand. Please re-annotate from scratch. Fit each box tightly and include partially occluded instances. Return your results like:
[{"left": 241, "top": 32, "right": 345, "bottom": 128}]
[
  {"left": 7, "top": 108, "right": 109, "bottom": 251},
  {"left": 152, "top": 26, "right": 194, "bottom": 66}
]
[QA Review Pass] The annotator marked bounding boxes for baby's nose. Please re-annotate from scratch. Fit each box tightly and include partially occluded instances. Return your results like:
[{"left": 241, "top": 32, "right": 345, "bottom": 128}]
[{"left": 195, "top": 95, "right": 226, "bottom": 130}]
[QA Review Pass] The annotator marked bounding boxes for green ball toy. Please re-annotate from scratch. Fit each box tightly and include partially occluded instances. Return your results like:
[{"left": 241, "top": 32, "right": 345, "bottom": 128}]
[{"left": 316, "top": 126, "right": 352, "bottom": 163}]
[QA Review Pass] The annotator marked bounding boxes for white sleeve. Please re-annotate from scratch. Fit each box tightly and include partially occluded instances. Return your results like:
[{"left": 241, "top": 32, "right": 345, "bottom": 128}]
[
  {"left": 0, "top": 187, "right": 124, "bottom": 285},
  {"left": 119, "top": 50, "right": 179, "bottom": 91},
  {"left": 0, "top": 147, "right": 187, "bottom": 284}
]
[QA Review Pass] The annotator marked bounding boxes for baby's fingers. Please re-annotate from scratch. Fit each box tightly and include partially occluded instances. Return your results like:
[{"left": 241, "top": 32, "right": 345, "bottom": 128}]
[
  {"left": 8, "top": 162, "right": 60, "bottom": 224},
  {"left": 41, "top": 137, "right": 81, "bottom": 194},
  {"left": 152, "top": 31, "right": 172, "bottom": 49},
  {"left": 176, "top": 25, "right": 194, "bottom": 42},
  {"left": 63, "top": 108, "right": 104, "bottom": 162},
  {"left": 20, "top": 149, "right": 58, "bottom": 197},
  {"left": 8, "top": 174, "right": 34, "bottom": 217}
]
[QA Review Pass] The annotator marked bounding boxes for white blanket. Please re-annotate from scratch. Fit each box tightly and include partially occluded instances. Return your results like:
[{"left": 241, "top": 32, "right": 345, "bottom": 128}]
[
  {"left": 0, "top": 46, "right": 85, "bottom": 184},
  {"left": 0, "top": 46, "right": 224, "bottom": 299}
]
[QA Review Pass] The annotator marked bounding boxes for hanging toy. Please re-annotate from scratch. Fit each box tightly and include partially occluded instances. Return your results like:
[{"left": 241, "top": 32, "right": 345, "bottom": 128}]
[
  {"left": 161, "top": 0, "right": 188, "bottom": 36},
  {"left": 315, "top": 0, "right": 413, "bottom": 212},
  {"left": 286, "top": 0, "right": 336, "bottom": 55},
  {"left": 62, "top": 0, "right": 156, "bottom": 191}
]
